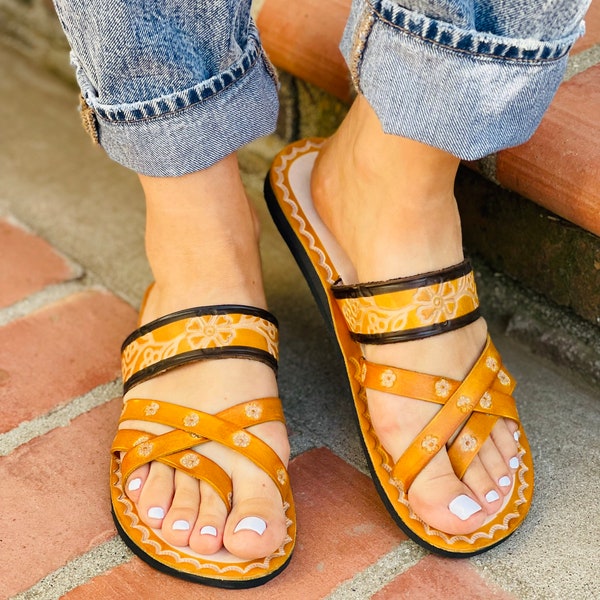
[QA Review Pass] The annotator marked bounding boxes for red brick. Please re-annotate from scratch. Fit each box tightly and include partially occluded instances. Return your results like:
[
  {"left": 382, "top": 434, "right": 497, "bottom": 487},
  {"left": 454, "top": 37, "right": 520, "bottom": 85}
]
[
  {"left": 0, "top": 219, "right": 75, "bottom": 308},
  {"left": 373, "top": 555, "right": 516, "bottom": 600},
  {"left": 258, "top": 0, "right": 352, "bottom": 103},
  {"left": 572, "top": 2, "right": 600, "bottom": 54},
  {"left": 497, "top": 65, "right": 600, "bottom": 236},
  {"left": 0, "top": 290, "right": 137, "bottom": 433},
  {"left": 64, "top": 448, "right": 406, "bottom": 599},
  {"left": 0, "top": 398, "right": 123, "bottom": 596}
]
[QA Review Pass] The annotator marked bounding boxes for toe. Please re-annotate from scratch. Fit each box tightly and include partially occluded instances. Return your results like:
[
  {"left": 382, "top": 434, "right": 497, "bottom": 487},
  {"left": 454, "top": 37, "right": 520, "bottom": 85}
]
[
  {"left": 189, "top": 481, "right": 227, "bottom": 555},
  {"left": 408, "top": 451, "right": 486, "bottom": 535},
  {"left": 223, "top": 465, "right": 288, "bottom": 560},
  {"left": 490, "top": 419, "right": 519, "bottom": 462},
  {"left": 136, "top": 462, "right": 175, "bottom": 528},
  {"left": 461, "top": 454, "right": 504, "bottom": 514},
  {"left": 225, "top": 498, "right": 287, "bottom": 560},
  {"left": 161, "top": 470, "right": 200, "bottom": 547},
  {"left": 476, "top": 434, "right": 515, "bottom": 498},
  {"left": 124, "top": 463, "right": 150, "bottom": 503}
]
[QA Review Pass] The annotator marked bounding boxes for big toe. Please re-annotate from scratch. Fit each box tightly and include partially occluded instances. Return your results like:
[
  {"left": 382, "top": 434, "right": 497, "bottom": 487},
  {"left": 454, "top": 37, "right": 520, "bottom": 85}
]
[
  {"left": 408, "top": 453, "right": 487, "bottom": 535},
  {"left": 224, "top": 497, "right": 288, "bottom": 560}
]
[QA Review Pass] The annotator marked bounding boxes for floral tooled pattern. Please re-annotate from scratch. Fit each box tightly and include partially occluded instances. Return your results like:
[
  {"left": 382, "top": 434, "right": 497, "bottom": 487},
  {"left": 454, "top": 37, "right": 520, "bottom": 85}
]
[
  {"left": 336, "top": 272, "right": 478, "bottom": 336},
  {"left": 456, "top": 395, "right": 474, "bottom": 413},
  {"left": 121, "top": 314, "right": 279, "bottom": 384},
  {"left": 186, "top": 315, "right": 234, "bottom": 348},
  {"left": 380, "top": 369, "right": 397, "bottom": 388},
  {"left": 460, "top": 434, "right": 478, "bottom": 452},
  {"left": 435, "top": 378, "right": 451, "bottom": 398},
  {"left": 421, "top": 435, "right": 440, "bottom": 454},
  {"left": 414, "top": 271, "right": 478, "bottom": 325},
  {"left": 239, "top": 315, "right": 279, "bottom": 360}
]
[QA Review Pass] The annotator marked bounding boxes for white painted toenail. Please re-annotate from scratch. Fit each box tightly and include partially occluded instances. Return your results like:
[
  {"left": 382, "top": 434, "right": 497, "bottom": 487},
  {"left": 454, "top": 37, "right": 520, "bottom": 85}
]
[
  {"left": 499, "top": 476, "right": 511, "bottom": 487},
  {"left": 200, "top": 525, "right": 217, "bottom": 536},
  {"left": 234, "top": 516, "right": 267, "bottom": 535},
  {"left": 509, "top": 456, "right": 519, "bottom": 469},
  {"left": 448, "top": 495, "right": 482, "bottom": 521},
  {"left": 172, "top": 520, "right": 190, "bottom": 531},
  {"left": 485, "top": 490, "right": 500, "bottom": 503},
  {"left": 514, "top": 430, "right": 521, "bottom": 442},
  {"left": 148, "top": 507, "right": 165, "bottom": 519},
  {"left": 128, "top": 478, "right": 142, "bottom": 492}
]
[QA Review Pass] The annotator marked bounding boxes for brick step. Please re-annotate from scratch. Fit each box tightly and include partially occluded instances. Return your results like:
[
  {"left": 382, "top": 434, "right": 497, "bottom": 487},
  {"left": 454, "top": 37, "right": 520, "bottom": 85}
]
[{"left": 256, "top": 0, "right": 600, "bottom": 239}]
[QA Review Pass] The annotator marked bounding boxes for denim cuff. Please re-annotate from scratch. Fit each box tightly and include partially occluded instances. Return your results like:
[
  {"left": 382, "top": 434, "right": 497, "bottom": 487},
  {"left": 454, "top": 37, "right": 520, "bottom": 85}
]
[
  {"left": 75, "top": 29, "right": 279, "bottom": 177},
  {"left": 341, "top": 0, "right": 584, "bottom": 160}
]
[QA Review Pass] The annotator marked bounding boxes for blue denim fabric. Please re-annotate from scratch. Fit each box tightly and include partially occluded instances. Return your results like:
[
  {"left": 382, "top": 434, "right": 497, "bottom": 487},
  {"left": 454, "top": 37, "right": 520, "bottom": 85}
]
[
  {"left": 52, "top": 0, "right": 279, "bottom": 176},
  {"left": 341, "top": 0, "right": 591, "bottom": 159},
  {"left": 54, "top": 1, "right": 590, "bottom": 173}
]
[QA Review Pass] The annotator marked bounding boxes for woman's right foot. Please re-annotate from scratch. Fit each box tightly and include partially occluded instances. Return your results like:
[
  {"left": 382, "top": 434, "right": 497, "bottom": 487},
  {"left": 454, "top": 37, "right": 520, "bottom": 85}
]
[
  {"left": 121, "top": 155, "right": 290, "bottom": 560},
  {"left": 311, "top": 95, "right": 520, "bottom": 534}
]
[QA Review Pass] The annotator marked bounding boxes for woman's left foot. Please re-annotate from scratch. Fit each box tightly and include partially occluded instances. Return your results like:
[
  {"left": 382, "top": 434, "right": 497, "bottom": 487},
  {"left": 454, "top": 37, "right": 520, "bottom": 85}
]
[{"left": 310, "top": 95, "right": 520, "bottom": 535}]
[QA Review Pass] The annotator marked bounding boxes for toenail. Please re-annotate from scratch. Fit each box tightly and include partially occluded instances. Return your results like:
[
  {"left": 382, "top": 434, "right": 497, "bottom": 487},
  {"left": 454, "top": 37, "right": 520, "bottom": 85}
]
[
  {"left": 148, "top": 507, "right": 165, "bottom": 519},
  {"left": 448, "top": 495, "right": 482, "bottom": 521},
  {"left": 234, "top": 516, "right": 267, "bottom": 535},
  {"left": 172, "top": 520, "right": 190, "bottom": 531},
  {"left": 498, "top": 476, "right": 511, "bottom": 487},
  {"left": 485, "top": 490, "right": 500, "bottom": 503},
  {"left": 128, "top": 477, "right": 142, "bottom": 492},
  {"left": 509, "top": 456, "right": 519, "bottom": 469},
  {"left": 514, "top": 430, "right": 521, "bottom": 442},
  {"left": 200, "top": 525, "right": 217, "bottom": 536}
]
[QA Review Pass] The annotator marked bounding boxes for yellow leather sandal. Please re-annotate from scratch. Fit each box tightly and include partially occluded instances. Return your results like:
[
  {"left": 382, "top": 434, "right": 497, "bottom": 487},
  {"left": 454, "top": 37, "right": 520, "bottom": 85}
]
[
  {"left": 264, "top": 138, "right": 533, "bottom": 556},
  {"left": 111, "top": 304, "right": 295, "bottom": 587}
]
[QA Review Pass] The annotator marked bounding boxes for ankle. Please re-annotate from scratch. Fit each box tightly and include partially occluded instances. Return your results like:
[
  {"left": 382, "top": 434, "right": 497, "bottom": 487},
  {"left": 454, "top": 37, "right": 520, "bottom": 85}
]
[
  {"left": 138, "top": 158, "right": 269, "bottom": 313},
  {"left": 311, "top": 110, "right": 465, "bottom": 281}
]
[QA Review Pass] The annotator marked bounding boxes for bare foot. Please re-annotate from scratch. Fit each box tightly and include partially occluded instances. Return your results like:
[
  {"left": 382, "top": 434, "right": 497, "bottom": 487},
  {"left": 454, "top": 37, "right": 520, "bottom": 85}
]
[
  {"left": 120, "top": 155, "right": 290, "bottom": 559},
  {"left": 311, "top": 96, "right": 519, "bottom": 534}
]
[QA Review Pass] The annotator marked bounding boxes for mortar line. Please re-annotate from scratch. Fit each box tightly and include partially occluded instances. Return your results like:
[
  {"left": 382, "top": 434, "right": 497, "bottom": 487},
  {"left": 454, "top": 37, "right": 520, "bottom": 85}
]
[
  {"left": 565, "top": 45, "right": 600, "bottom": 81},
  {"left": 324, "top": 540, "right": 427, "bottom": 599},
  {"left": 10, "top": 537, "right": 131, "bottom": 600},
  {"left": 0, "top": 379, "right": 122, "bottom": 456},
  {"left": 0, "top": 277, "right": 101, "bottom": 327}
]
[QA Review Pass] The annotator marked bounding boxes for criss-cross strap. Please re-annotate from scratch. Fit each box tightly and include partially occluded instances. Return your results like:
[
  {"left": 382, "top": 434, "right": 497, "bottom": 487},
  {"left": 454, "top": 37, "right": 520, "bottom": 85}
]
[
  {"left": 113, "top": 396, "right": 290, "bottom": 510},
  {"left": 360, "top": 336, "right": 518, "bottom": 489},
  {"left": 116, "top": 304, "right": 291, "bottom": 512},
  {"left": 332, "top": 260, "right": 480, "bottom": 344},
  {"left": 121, "top": 305, "right": 279, "bottom": 393}
]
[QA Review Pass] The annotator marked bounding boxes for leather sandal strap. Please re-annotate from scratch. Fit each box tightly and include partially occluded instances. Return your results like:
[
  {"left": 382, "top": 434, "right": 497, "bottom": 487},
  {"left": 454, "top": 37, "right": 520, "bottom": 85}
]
[
  {"left": 121, "top": 305, "right": 279, "bottom": 393},
  {"left": 118, "top": 397, "right": 285, "bottom": 436},
  {"left": 332, "top": 260, "right": 480, "bottom": 344},
  {"left": 362, "top": 358, "right": 518, "bottom": 420},
  {"left": 113, "top": 396, "right": 291, "bottom": 504},
  {"left": 382, "top": 338, "right": 518, "bottom": 490},
  {"left": 113, "top": 429, "right": 233, "bottom": 510},
  {"left": 447, "top": 413, "right": 498, "bottom": 479}
]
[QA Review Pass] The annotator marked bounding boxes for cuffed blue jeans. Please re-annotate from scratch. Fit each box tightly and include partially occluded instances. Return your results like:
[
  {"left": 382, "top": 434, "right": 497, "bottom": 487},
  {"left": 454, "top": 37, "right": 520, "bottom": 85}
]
[{"left": 52, "top": 0, "right": 590, "bottom": 175}]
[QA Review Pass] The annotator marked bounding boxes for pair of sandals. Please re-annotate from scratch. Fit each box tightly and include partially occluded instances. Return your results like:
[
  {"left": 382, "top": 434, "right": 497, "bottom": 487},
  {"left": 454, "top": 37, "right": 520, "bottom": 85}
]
[{"left": 111, "top": 138, "right": 534, "bottom": 588}]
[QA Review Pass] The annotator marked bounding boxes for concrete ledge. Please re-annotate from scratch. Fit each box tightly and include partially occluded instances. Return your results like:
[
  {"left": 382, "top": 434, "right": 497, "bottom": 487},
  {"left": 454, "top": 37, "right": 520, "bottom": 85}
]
[{"left": 456, "top": 167, "right": 600, "bottom": 327}]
